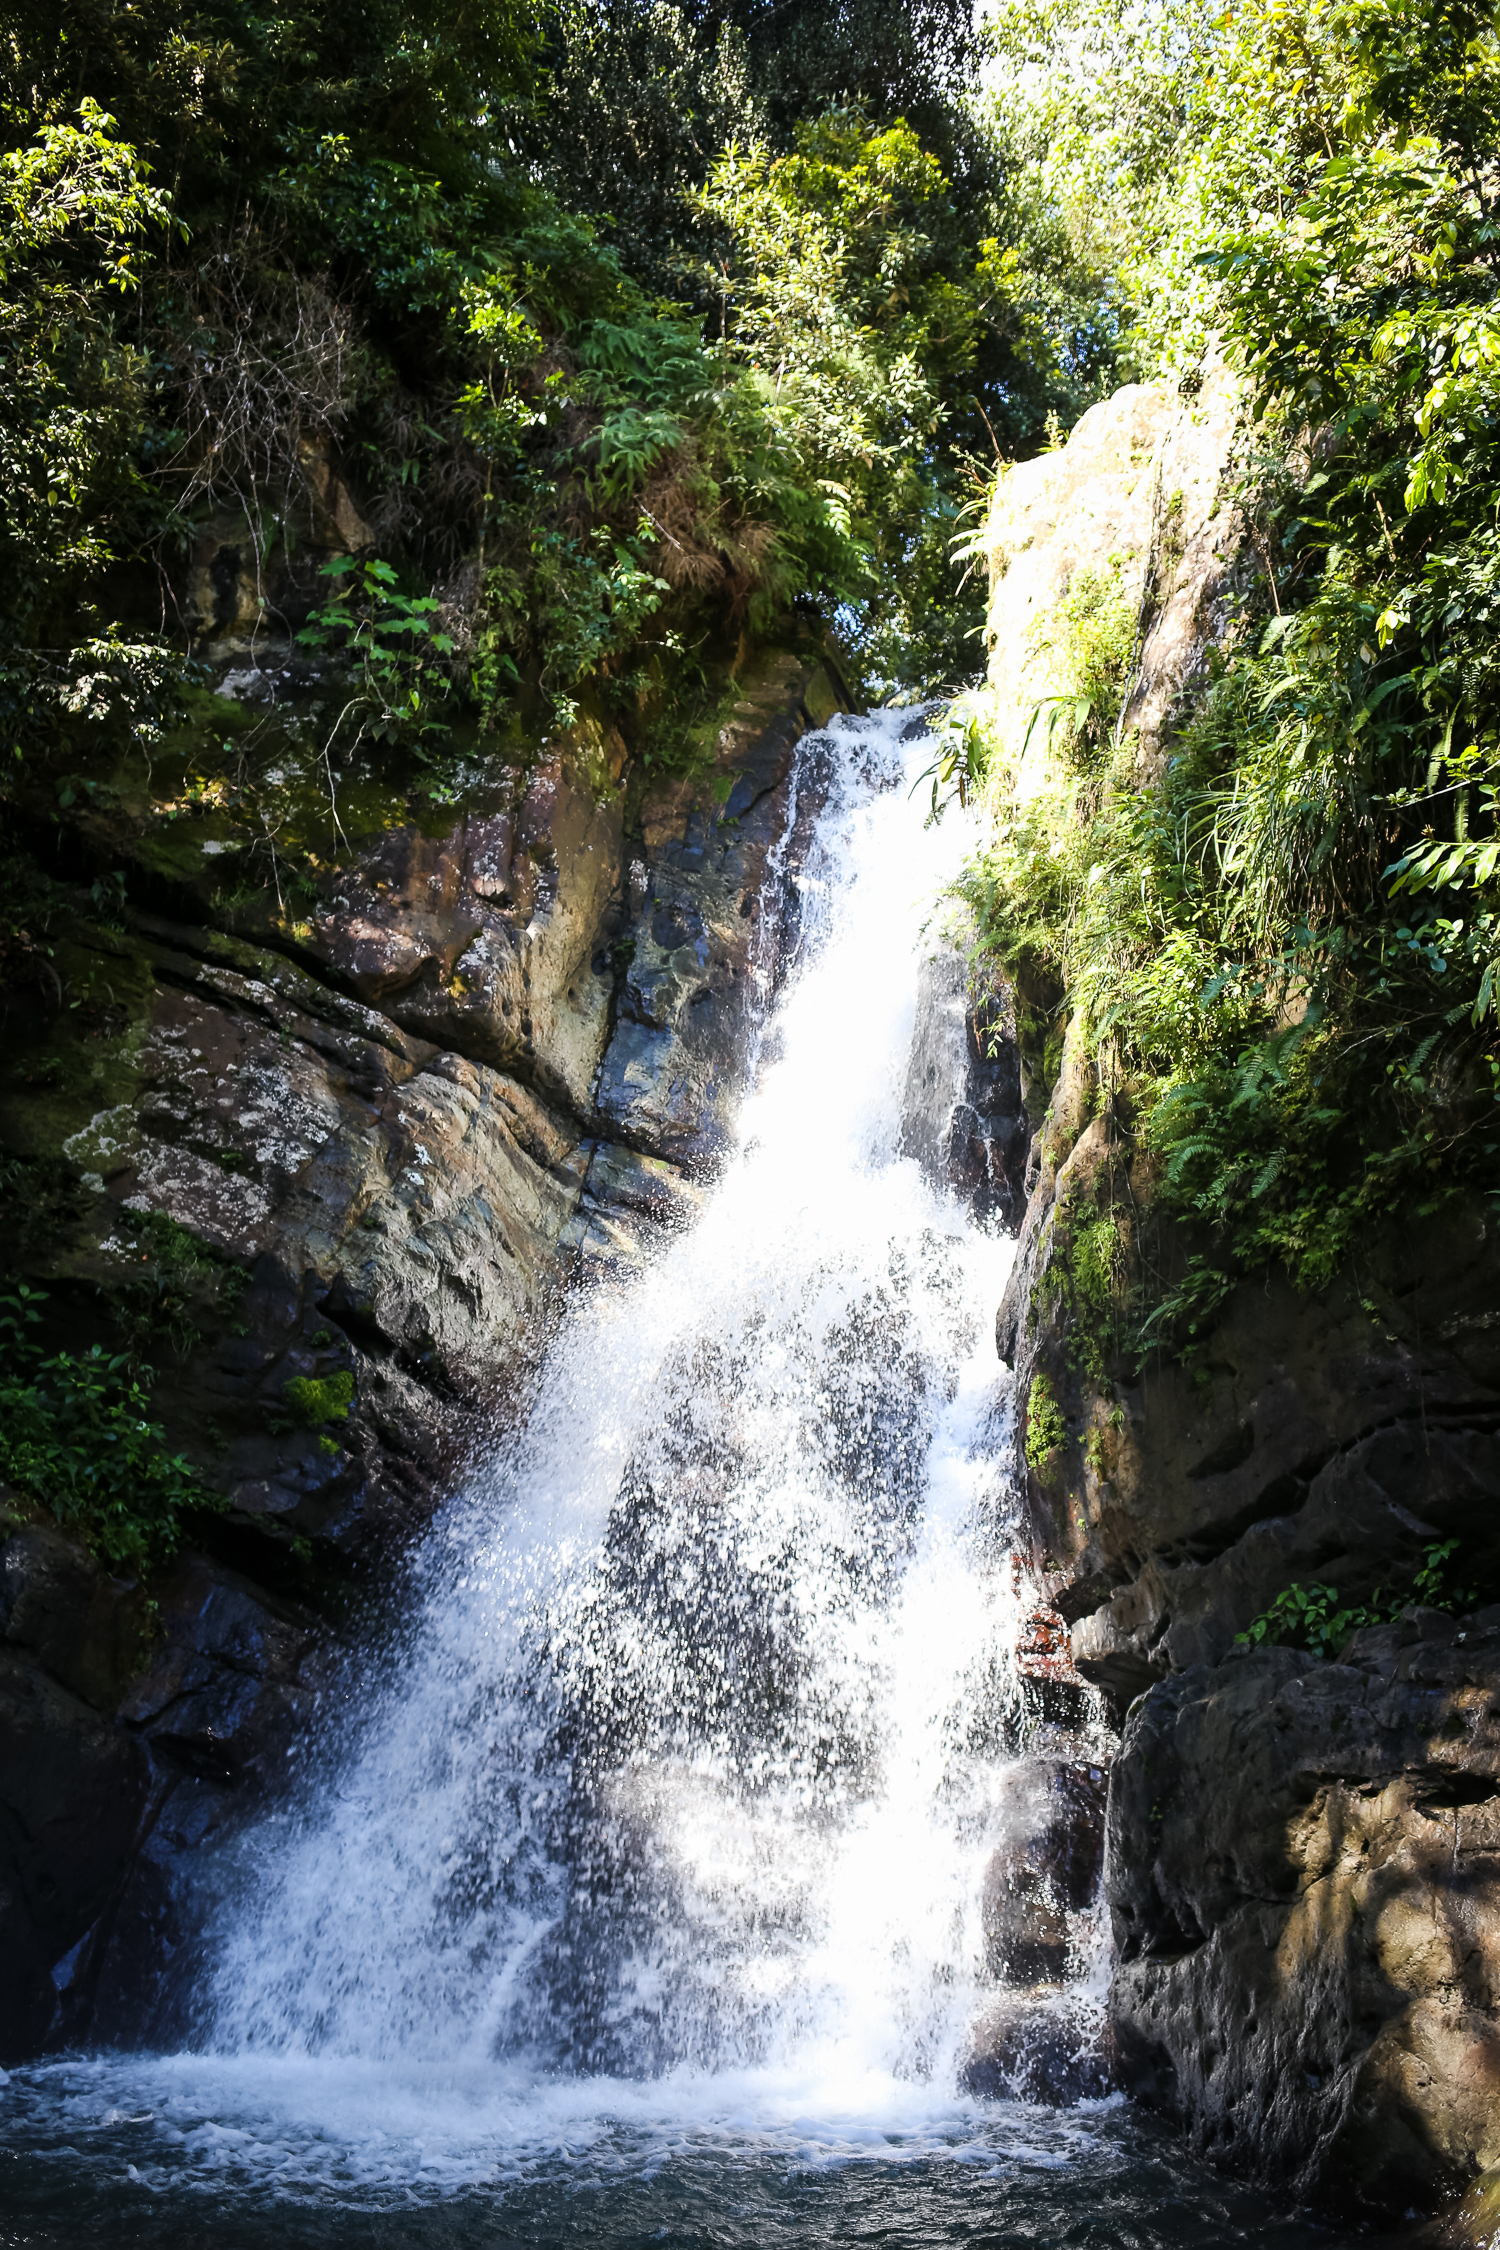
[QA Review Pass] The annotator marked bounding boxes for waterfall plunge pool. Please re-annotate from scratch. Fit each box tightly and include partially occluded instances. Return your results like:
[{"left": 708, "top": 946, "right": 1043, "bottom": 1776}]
[{"left": 0, "top": 2057, "right": 1367, "bottom": 2247}]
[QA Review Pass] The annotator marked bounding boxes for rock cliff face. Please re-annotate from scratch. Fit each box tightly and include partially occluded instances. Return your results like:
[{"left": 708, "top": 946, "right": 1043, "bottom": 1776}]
[
  {"left": 899, "top": 949, "right": 1030, "bottom": 1230},
  {"left": 984, "top": 377, "right": 1500, "bottom": 2229},
  {"left": 1109, "top": 1619, "right": 1500, "bottom": 2217},
  {"left": 979, "top": 359, "right": 1242, "bottom": 795},
  {"left": 0, "top": 635, "right": 851, "bottom": 2058},
  {"left": 999, "top": 1046, "right": 1500, "bottom": 1705}
]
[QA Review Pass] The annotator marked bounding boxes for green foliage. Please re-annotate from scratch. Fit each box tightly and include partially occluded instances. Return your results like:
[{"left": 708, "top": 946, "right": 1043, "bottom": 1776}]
[
  {"left": 522, "top": 4, "right": 766, "bottom": 300},
  {"left": 1042, "top": 1201, "right": 1131, "bottom": 1381},
  {"left": 718, "top": 0, "right": 982, "bottom": 152},
  {"left": 959, "top": 0, "right": 1500, "bottom": 1353},
  {"left": 0, "top": 1285, "right": 223, "bottom": 1569},
  {"left": 282, "top": 1371, "right": 355, "bottom": 1427},
  {"left": 0, "top": 97, "right": 192, "bottom": 777},
  {"left": 979, "top": 0, "right": 1349, "bottom": 379},
  {"left": 0, "top": 0, "right": 1128, "bottom": 794},
  {"left": 1023, "top": 1369, "right": 1069, "bottom": 1467},
  {"left": 914, "top": 702, "right": 993, "bottom": 823},
  {"left": 107, "top": 1206, "right": 248, "bottom": 1361},
  {"left": 1041, "top": 559, "right": 1140, "bottom": 763},
  {"left": 1237, "top": 1579, "right": 1385, "bottom": 1659},
  {"left": 0, "top": 99, "right": 167, "bottom": 620},
  {"left": 298, "top": 556, "right": 456, "bottom": 759},
  {"left": 699, "top": 110, "right": 982, "bottom": 685},
  {"left": 6, "top": 0, "right": 539, "bottom": 221},
  {"left": 1236, "top": 1540, "right": 1476, "bottom": 1657},
  {"left": 526, "top": 0, "right": 990, "bottom": 304},
  {"left": 700, "top": 106, "right": 1112, "bottom": 691}
]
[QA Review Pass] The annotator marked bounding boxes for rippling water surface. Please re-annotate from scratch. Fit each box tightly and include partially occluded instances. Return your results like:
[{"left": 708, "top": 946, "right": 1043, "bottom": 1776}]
[{"left": 0, "top": 2058, "right": 1367, "bottom": 2249}]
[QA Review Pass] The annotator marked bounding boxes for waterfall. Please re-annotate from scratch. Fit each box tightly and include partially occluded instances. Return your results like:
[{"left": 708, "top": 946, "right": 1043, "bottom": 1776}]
[
  {"left": 5, "top": 711, "right": 1116, "bottom": 2207},
  {"left": 200, "top": 707, "right": 1104, "bottom": 2094}
]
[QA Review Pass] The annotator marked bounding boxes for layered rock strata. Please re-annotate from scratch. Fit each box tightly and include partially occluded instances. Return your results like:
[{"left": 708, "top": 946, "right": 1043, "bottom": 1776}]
[{"left": 0, "top": 641, "right": 850, "bottom": 2057}]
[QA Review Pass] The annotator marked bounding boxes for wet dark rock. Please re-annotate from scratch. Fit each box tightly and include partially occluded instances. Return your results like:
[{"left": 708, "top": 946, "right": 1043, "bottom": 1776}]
[
  {"left": 1107, "top": 1625, "right": 1500, "bottom": 2216},
  {"left": 1427, "top": 2165, "right": 1500, "bottom": 2248},
  {"left": 87, "top": 1556, "right": 335, "bottom": 2044},
  {"left": 981, "top": 1759, "right": 1107, "bottom": 1983},
  {"left": 594, "top": 650, "right": 833, "bottom": 1171},
  {"left": 123, "top": 1553, "right": 332, "bottom": 1786},
  {"left": 560, "top": 1139, "right": 706, "bottom": 1274},
  {"left": 0, "top": 1542, "right": 334, "bottom": 2057},
  {"left": 962, "top": 1992, "right": 1114, "bottom": 2104},
  {"left": 996, "top": 1012, "right": 1500, "bottom": 1705},
  {"left": 899, "top": 948, "right": 1030, "bottom": 1228},
  {"left": 2, "top": 1527, "right": 147, "bottom": 1710},
  {"left": 0, "top": 1647, "right": 148, "bottom": 2061},
  {"left": 999, "top": 1028, "right": 1500, "bottom": 2215}
]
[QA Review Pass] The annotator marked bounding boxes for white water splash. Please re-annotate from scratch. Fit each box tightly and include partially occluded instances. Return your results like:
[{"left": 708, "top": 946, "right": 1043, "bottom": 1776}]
[{"left": 206, "top": 708, "right": 1030, "bottom": 2077}]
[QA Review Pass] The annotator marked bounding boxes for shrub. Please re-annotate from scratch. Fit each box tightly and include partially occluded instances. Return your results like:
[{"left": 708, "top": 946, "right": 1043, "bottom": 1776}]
[
  {"left": 0, "top": 1288, "right": 223, "bottom": 1571},
  {"left": 1236, "top": 1541, "right": 1476, "bottom": 1658},
  {"left": 282, "top": 1371, "right": 355, "bottom": 1427}
]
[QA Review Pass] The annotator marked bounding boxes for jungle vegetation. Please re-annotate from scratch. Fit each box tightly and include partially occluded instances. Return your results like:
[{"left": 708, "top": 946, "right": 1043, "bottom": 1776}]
[
  {"left": 4, "top": 0, "right": 1500, "bottom": 1547},
  {"left": 0, "top": 0, "right": 1115, "bottom": 791},
  {"left": 957, "top": 0, "right": 1500, "bottom": 1344},
  {"left": 0, "top": 0, "right": 1116, "bottom": 1556}
]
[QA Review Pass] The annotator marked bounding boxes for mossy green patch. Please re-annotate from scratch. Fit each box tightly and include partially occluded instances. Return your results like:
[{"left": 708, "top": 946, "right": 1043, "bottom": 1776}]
[
  {"left": 282, "top": 1370, "right": 355, "bottom": 1427},
  {"left": 1024, "top": 1370, "right": 1069, "bottom": 1469}
]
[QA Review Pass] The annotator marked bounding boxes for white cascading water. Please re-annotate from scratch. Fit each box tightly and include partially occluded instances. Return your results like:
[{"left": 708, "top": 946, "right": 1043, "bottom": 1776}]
[
  {"left": 206, "top": 708, "right": 1030, "bottom": 2077},
  {"left": 9, "top": 712, "right": 1114, "bottom": 2199}
]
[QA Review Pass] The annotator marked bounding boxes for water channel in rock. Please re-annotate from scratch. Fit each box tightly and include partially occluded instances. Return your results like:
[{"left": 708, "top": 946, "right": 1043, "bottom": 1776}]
[{"left": 0, "top": 713, "right": 1366, "bottom": 2249}]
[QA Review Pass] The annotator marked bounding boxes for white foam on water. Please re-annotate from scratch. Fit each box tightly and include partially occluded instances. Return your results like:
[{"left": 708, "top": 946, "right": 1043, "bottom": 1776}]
[
  {"left": 5, "top": 2050, "right": 1125, "bottom": 2206},
  {"left": 3, "top": 710, "right": 1112, "bottom": 2202}
]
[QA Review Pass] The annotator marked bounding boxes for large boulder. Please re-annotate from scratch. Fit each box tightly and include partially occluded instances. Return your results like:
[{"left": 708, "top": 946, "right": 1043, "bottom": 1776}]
[
  {"left": 980, "top": 1758, "right": 1107, "bottom": 1982},
  {"left": 1107, "top": 1618, "right": 1500, "bottom": 2217}
]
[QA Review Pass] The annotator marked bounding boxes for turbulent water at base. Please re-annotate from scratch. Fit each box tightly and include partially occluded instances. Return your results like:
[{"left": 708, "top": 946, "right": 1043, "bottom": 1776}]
[{"left": 0, "top": 714, "right": 1366, "bottom": 2250}]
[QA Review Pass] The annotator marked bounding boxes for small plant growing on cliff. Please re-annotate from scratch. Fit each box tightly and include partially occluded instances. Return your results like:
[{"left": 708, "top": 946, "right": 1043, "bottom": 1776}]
[
  {"left": 298, "top": 556, "right": 455, "bottom": 766},
  {"left": 1035, "top": 1189, "right": 1133, "bottom": 1383},
  {"left": 282, "top": 1371, "right": 354, "bottom": 1427},
  {"left": 109, "top": 1207, "right": 247, "bottom": 1362},
  {"left": 0, "top": 1288, "right": 224, "bottom": 1570},
  {"left": 1024, "top": 1371, "right": 1068, "bottom": 1469},
  {"left": 1022, "top": 556, "right": 1139, "bottom": 771},
  {"left": 1236, "top": 1581, "right": 1381, "bottom": 1660},
  {"left": 1237, "top": 1543, "right": 1477, "bottom": 1658},
  {"left": 913, "top": 700, "right": 991, "bottom": 825}
]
